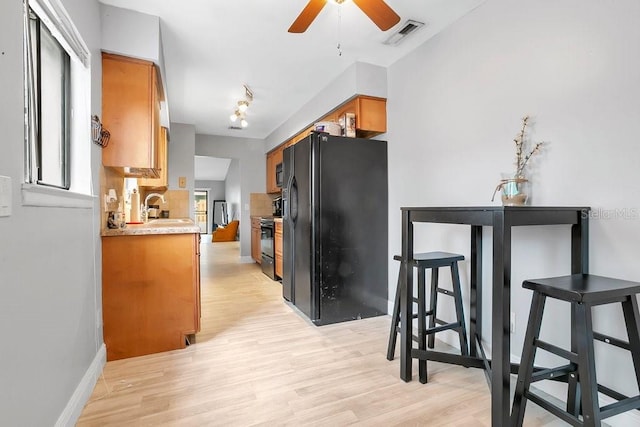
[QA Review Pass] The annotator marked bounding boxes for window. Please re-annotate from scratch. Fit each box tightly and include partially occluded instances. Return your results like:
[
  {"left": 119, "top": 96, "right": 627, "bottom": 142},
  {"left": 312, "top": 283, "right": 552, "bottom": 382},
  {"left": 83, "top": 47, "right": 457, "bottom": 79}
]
[
  {"left": 26, "top": 10, "right": 71, "bottom": 189},
  {"left": 23, "top": 0, "right": 92, "bottom": 201}
]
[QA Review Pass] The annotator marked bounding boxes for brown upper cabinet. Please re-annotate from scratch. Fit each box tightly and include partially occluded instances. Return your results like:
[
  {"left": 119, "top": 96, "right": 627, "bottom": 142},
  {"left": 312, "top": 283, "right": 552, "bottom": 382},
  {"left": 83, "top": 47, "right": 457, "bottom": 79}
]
[
  {"left": 266, "top": 95, "right": 386, "bottom": 193},
  {"left": 102, "top": 52, "right": 164, "bottom": 176},
  {"left": 266, "top": 147, "right": 284, "bottom": 194},
  {"left": 138, "top": 126, "right": 169, "bottom": 189},
  {"left": 326, "top": 95, "right": 387, "bottom": 138}
]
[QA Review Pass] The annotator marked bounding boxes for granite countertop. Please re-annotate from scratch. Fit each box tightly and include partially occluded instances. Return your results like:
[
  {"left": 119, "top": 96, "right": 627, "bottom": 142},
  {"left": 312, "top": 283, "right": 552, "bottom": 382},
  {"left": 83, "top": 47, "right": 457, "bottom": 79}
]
[{"left": 102, "top": 218, "right": 201, "bottom": 237}]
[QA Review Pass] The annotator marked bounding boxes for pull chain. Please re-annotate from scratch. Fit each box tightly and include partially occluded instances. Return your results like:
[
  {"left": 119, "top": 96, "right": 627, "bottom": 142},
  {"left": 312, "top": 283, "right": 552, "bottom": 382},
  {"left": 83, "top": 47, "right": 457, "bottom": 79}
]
[{"left": 336, "top": 4, "right": 342, "bottom": 56}]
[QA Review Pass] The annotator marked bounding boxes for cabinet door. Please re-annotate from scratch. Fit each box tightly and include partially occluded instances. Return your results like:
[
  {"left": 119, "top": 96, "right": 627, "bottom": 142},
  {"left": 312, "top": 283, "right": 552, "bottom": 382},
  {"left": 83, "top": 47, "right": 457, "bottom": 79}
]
[
  {"left": 266, "top": 147, "right": 284, "bottom": 194},
  {"left": 251, "top": 218, "right": 262, "bottom": 263},
  {"left": 193, "top": 233, "right": 201, "bottom": 333},
  {"left": 357, "top": 96, "right": 387, "bottom": 135},
  {"left": 139, "top": 127, "right": 168, "bottom": 188},
  {"left": 266, "top": 152, "right": 276, "bottom": 194},
  {"left": 102, "top": 233, "right": 198, "bottom": 360},
  {"left": 275, "top": 221, "right": 283, "bottom": 278},
  {"left": 102, "top": 53, "right": 161, "bottom": 170}
]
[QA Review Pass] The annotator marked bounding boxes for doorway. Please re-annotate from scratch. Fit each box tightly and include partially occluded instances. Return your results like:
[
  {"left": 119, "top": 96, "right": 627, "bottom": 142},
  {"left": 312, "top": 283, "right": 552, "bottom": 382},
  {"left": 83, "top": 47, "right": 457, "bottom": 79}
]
[{"left": 194, "top": 190, "right": 209, "bottom": 233}]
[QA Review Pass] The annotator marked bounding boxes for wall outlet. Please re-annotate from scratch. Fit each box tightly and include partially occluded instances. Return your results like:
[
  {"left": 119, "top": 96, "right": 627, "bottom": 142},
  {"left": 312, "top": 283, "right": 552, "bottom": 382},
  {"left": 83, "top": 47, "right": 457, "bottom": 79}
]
[
  {"left": 510, "top": 312, "right": 516, "bottom": 334},
  {"left": 0, "top": 175, "right": 12, "bottom": 217}
]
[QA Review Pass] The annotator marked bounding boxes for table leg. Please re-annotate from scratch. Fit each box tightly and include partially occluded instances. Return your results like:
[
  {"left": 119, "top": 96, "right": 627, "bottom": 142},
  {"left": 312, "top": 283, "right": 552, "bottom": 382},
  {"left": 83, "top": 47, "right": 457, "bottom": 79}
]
[
  {"left": 568, "top": 209, "right": 590, "bottom": 414},
  {"left": 491, "top": 211, "right": 511, "bottom": 426},
  {"left": 400, "top": 210, "right": 414, "bottom": 382},
  {"left": 470, "top": 225, "right": 482, "bottom": 358}
]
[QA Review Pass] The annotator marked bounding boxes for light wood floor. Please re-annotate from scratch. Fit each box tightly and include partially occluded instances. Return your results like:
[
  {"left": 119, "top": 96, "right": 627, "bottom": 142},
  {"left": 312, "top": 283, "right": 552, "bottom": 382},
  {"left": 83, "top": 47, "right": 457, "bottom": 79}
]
[{"left": 78, "top": 239, "right": 565, "bottom": 426}]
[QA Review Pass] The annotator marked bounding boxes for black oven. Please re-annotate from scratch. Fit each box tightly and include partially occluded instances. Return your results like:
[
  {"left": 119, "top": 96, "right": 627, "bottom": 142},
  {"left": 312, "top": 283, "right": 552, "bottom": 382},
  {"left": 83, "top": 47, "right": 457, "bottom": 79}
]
[{"left": 260, "top": 217, "right": 276, "bottom": 280}]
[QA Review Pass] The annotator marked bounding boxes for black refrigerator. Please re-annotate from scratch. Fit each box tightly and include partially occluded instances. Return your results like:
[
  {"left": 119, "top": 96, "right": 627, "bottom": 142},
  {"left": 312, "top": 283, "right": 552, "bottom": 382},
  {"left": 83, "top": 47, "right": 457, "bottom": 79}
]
[{"left": 282, "top": 132, "right": 388, "bottom": 325}]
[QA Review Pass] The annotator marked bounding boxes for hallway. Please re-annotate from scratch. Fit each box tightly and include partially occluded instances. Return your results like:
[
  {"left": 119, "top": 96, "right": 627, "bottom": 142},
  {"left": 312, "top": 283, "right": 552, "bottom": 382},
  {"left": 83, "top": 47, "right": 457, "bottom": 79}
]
[{"left": 77, "top": 239, "right": 560, "bottom": 426}]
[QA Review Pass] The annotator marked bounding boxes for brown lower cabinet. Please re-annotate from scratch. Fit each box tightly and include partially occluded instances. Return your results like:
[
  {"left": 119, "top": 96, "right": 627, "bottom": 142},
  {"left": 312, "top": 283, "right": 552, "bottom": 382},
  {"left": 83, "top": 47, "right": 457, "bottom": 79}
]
[
  {"left": 251, "top": 216, "right": 262, "bottom": 264},
  {"left": 275, "top": 219, "right": 283, "bottom": 279},
  {"left": 102, "top": 233, "right": 201, "bottom": 361}
]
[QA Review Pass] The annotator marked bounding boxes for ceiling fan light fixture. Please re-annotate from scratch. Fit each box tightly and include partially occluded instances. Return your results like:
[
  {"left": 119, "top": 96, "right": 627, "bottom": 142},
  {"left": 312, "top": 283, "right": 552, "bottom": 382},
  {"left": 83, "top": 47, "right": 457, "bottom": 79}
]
[{"left": 241, "top": 118, "right": 248, "bottom": 128}]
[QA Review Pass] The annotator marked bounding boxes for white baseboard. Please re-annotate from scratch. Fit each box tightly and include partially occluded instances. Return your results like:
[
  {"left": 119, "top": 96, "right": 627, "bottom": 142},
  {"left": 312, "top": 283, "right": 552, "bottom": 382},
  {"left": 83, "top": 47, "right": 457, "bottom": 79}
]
[
  {"left": 55, "top": 343, "right": 106, "bottom": 427},
  {"left": 239, "top": 256, "right": 255, "bottom": 264}
]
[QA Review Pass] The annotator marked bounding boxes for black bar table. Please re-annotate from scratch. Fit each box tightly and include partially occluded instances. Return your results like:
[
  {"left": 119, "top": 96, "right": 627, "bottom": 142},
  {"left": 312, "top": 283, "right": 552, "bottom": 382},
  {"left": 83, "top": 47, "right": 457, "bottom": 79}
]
[{"left": 398, "top": 206, "right": 590, "bottom": 426}]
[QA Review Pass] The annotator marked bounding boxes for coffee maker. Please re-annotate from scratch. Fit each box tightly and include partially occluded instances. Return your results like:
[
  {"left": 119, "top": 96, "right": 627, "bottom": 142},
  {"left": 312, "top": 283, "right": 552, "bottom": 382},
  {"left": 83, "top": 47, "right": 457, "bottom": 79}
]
[{"left": 272, "top": 196, "right": 282, "bottom": 217}]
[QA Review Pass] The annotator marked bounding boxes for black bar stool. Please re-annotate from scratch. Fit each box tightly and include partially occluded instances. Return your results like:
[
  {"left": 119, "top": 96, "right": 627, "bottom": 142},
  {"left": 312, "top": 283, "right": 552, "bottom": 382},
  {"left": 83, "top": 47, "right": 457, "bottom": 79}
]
[
  {"left": 387, "top": 252, "right": 468, "bottom": 383},
  {"left": 511, "top": 274, "right": 640, "bottom": 427}
]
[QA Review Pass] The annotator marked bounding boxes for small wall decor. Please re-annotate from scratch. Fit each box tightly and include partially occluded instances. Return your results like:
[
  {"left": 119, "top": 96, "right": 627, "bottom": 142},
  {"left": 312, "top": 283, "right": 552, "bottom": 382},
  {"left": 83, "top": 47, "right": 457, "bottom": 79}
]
[{"left": 91, "top": 115, "right": 110, "bottom": 147}]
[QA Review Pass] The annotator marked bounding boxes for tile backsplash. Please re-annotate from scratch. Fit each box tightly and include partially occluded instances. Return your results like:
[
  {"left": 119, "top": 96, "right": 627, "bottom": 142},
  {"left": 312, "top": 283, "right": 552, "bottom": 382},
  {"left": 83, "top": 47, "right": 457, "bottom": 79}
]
[{"left": 250, "top": 193, "right": 273, "bottom": 217}]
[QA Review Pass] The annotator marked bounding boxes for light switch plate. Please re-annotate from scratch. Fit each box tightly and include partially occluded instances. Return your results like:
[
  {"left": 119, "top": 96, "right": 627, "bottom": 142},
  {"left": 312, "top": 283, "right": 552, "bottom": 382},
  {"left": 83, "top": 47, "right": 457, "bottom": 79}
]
[
  {"left": 0, "top": 175, "right": 12, "bottom": 217},
  {"left": 178, "top": 176, "right": 186, "bottom": 188}
]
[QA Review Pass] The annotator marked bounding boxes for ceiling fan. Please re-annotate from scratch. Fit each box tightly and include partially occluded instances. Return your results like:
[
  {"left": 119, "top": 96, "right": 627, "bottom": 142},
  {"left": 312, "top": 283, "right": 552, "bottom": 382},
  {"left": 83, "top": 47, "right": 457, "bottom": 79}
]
[{"left": 288, "top": 0, "right": 401, "bottom": 33}]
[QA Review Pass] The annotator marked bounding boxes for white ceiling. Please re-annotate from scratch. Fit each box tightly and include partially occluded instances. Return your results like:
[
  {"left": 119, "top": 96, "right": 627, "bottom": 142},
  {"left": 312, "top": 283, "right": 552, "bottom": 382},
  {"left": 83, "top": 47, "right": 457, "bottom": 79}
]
[
  {"left": 97, "top": 0, "right": 485, "bottom": 140},
  {"left": 194, "top": 156, "right": 231, "bottom": 181}
]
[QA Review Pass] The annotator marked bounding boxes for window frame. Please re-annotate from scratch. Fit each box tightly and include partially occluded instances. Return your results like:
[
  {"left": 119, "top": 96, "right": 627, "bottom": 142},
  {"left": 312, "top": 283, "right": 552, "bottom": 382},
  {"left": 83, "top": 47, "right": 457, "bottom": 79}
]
[
  {"left": 22, "top": 0, "right": 94, "bottom": 208},
  {"left": 26, "top": 11, "right": 72, "bottom": 190}
]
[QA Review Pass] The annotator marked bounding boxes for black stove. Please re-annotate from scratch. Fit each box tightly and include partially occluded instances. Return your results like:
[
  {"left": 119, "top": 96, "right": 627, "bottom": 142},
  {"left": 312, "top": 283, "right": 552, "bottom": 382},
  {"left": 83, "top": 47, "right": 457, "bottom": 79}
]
[{"left": 260, "top": 217, "right": 276, "bottom": 280}]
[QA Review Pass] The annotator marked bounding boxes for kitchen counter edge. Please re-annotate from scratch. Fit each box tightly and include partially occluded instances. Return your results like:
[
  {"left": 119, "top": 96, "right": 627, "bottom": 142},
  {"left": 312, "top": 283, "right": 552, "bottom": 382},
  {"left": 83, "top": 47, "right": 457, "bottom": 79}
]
[{"left": 101, "top": 220, "right": 201, "bottom": 236}]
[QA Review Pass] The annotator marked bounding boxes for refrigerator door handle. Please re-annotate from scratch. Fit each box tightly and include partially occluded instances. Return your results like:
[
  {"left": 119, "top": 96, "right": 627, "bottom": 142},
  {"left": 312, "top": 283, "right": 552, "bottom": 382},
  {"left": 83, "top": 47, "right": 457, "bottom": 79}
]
[{"left": 289, "top": 177, "right": 298, "bottom": 226}]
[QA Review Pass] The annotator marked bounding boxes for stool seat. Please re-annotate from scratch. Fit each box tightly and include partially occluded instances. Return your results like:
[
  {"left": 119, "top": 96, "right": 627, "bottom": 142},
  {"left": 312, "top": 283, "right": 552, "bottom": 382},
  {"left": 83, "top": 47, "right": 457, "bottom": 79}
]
[
  {"left": 387, "top": 251, "right": 468, "bottom": 383},
  {"left": 393, "top": 252, "right": 465, "bottom": 268},
  {"left": 512, "top": 273, "right": 640, "bottom": 426},
  {"left": 524, "top": 274, "right": 640, "bottom": 303}
]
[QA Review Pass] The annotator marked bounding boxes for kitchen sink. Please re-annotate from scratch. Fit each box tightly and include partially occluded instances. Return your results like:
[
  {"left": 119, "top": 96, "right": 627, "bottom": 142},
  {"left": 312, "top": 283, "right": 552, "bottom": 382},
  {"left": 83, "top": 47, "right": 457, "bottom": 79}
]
[{"left": 146, "top": 218, "right": 193, "bottom": 226}]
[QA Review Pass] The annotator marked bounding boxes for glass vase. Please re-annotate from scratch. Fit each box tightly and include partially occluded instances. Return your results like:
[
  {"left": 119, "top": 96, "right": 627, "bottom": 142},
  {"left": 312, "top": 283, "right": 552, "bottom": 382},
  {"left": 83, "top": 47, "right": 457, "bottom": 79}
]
[{"left": 492, "top": 173, "right": 530, "bottom": 206}]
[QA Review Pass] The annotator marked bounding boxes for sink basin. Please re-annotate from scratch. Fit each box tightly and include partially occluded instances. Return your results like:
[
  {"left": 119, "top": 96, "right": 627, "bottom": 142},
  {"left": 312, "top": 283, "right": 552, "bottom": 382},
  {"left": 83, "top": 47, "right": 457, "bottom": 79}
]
[
  {"left": 148, "top": 218, "right": 191, "bottom": 224},
  {"left": 144, "top": 218, "right": 194, "bottom": 227}
]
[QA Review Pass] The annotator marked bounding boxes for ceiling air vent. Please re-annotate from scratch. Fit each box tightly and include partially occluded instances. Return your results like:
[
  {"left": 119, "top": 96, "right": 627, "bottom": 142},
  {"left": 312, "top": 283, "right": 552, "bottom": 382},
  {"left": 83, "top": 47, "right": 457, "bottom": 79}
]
[{"left": 383, "top": 20, "right": 425, "bottom": 46}]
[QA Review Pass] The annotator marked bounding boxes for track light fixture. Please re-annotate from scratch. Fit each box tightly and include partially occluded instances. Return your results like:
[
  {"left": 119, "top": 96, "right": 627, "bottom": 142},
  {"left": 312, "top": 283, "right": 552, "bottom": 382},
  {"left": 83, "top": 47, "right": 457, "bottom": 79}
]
[
  {"left": 237, "top": 100, "right": 249, "bottom": 112},
  {"left": 229, "top": 84, "right": 253, "bottom": 128}
]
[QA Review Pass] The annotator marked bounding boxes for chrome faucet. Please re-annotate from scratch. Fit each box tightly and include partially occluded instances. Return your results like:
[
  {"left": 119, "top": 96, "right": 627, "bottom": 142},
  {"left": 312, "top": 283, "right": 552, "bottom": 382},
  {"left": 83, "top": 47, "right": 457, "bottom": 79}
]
[{"left": 142, "top": 193, "right": 166, "bottom": 222}]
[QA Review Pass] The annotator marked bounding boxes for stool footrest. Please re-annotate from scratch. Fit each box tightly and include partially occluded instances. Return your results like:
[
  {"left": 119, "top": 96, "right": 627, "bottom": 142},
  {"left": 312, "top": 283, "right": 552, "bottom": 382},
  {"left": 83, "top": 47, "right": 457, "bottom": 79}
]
[
  {"left": 425, "top": 321, "right": 462, "bottom": 336},
  {"left": 524, "top": 391, "right": 580, "bottom": 426},
  {"left": 593, "top": 331, "right": 631, "bottom": 351},
  {"left": 411, "top": 348, "right": 484, "bottom": 368},
  {"left": 601, "top": 395, "right": 640, "bottom": 420},
  {"left": 436, "top": 287, "right": 456, "bottom": 296},
  {"left": 535, "top": 339, "right": 578, "bottom": 364},
  {"left": 530, "top": 364, "right": 575, "bottom": 383}
]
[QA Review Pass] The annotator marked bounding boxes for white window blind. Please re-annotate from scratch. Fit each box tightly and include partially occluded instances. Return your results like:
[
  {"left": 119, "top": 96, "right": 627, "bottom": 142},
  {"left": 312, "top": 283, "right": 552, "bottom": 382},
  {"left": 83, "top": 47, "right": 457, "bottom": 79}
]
[{"left": 26, "top": 0, "right": 90, "bottom": 67}]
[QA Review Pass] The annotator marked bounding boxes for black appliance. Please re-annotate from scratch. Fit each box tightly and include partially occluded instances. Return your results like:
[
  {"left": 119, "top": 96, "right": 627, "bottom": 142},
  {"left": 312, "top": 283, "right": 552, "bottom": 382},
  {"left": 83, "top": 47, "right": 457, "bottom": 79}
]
[
  {"left": 272, "top": 196, "right": 282, "bottom": 217},
  {"left": 275, "top": 162, "right": 283, "bottom": 188},
  {"left": 282, "top": 132, "right": 388, "bottom": 325},
  {"left": 260, "top": 217, "right": 276, "bottom": 280}
]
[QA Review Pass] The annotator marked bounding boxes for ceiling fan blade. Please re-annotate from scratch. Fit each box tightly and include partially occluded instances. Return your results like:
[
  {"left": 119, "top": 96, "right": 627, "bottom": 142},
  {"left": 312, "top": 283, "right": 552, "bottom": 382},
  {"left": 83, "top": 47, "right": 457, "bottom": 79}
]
[
  {"left": 352, "top": 0, "right": 401, "bottom": 31},
  {"left": 288, "top": 0, "right": 327, "bottom": 33}
]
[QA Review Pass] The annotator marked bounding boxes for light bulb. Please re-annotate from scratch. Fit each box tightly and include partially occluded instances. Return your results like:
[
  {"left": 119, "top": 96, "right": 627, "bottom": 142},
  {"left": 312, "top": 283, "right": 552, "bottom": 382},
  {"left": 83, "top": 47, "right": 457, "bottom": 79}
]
[
  {"left": 238, "top": 100, "right": 249, "bottom": 112},
  {"left": 241, "top": 119, "right": 248, "bottom": 128},
  {"left": 230, "top": 113, "right": 237, "bottom": 122}
]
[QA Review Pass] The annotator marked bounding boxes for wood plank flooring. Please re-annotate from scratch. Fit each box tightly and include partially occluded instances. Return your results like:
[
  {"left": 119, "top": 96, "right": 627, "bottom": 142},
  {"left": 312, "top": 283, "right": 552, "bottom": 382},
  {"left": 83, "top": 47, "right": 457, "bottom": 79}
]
[{"left": 77, "top": 239, "right": 564, "bottom": 426}]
